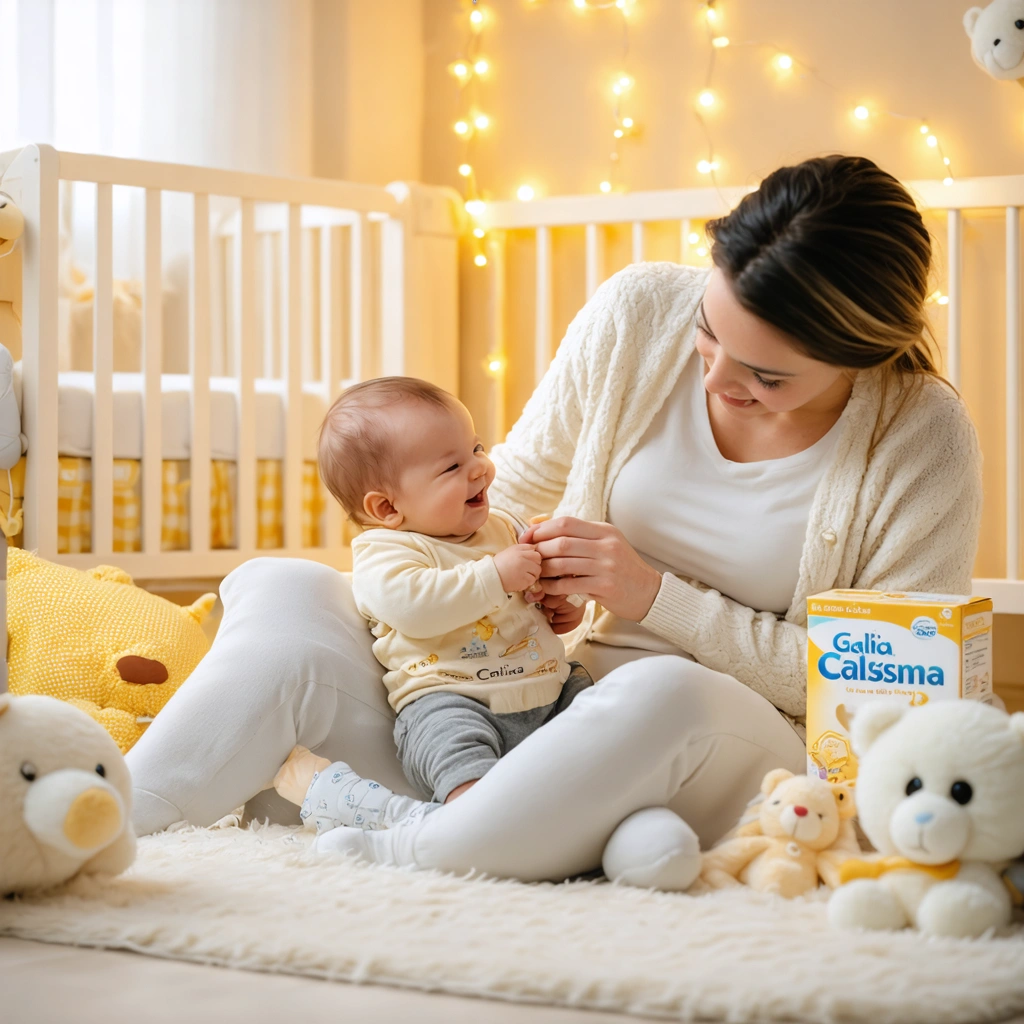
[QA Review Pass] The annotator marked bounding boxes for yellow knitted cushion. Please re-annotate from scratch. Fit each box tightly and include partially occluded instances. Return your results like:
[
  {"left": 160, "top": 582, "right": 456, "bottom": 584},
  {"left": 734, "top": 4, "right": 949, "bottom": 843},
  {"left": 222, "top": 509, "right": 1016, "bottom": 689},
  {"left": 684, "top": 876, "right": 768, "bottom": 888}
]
[{"left": 6, "top": 549, "right": 216, "bottom": 752}]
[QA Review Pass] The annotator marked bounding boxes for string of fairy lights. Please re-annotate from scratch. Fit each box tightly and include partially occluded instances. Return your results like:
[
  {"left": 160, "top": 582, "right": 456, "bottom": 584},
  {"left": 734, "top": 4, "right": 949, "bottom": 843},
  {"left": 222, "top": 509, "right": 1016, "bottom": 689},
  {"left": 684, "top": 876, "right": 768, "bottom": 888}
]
[{"left": 448, "top": 0, "right": 959, "bottom": 286}]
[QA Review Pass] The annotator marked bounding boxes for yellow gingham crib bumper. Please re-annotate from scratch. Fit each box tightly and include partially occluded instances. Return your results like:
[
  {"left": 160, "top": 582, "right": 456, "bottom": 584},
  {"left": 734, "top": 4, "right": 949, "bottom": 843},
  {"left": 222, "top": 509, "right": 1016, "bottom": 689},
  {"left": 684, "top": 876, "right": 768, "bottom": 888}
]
[{"left": 1, "top": 456, "right": 326, "bottom": 553}]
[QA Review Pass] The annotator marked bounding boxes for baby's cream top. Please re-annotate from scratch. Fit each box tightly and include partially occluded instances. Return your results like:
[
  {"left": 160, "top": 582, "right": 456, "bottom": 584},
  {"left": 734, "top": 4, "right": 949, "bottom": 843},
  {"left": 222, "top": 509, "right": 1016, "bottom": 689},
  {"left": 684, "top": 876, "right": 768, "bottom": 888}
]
[{"left": 351, "top": 509, "right": 571, "bottom": 714}]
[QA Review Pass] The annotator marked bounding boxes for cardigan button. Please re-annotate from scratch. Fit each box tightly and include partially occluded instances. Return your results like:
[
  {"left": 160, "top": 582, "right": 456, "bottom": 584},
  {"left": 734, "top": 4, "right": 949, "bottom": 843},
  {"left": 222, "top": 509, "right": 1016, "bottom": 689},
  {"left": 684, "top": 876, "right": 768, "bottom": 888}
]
[{"left": 821, "top": 529, "right": 837, "bottom": 546}]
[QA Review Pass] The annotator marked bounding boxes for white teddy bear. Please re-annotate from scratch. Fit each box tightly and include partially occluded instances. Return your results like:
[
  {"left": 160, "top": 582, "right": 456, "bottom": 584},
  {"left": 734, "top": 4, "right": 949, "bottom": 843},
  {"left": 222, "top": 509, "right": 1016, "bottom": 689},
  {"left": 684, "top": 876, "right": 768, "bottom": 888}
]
[
  {"left": 828, "top": 700, "right": 1024, "bottom": 938},
  {"left": 964, "top": 0, "right": 1024, "bottom": 82},
  {"left": 0, "top": 692, "right": 136, "bottom": 894}
]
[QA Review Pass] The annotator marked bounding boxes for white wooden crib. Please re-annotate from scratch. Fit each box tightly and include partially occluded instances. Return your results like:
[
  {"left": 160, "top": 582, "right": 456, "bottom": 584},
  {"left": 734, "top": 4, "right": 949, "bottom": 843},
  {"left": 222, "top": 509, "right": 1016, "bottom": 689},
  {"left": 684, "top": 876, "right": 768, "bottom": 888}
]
[{"left": 0, "top": 144, "right": 1020, "bottom": 699}]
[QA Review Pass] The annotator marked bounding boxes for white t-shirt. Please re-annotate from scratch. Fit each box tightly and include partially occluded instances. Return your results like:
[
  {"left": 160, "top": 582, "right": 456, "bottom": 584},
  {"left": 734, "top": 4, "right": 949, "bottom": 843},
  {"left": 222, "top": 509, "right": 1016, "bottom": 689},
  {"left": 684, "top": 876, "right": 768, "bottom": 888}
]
[{"left": 590, "top": 355, "right": 844, "bottom": 652}]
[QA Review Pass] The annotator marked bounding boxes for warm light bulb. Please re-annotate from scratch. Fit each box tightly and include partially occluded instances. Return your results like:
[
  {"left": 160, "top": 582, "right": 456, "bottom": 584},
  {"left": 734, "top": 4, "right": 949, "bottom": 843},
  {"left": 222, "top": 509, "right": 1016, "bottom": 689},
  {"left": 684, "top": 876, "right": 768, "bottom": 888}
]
[
  {"left": 775, "top": 54, "right": 793, "bottom": 70},
  {"left": 943, "top": 157, "right": 951, "bottom": 165},
  {"left": 622, "top": 117, "right": 634, "bottom": 128},
  {"left": 712, "top": 36, "right": 730, "bottom": 48},
  {"left": 517, "top": 185, "right": 535, "bottom": 201},
  {"left": 926, "top": 135, "right": 937, "bottom": 147},
  {"left": 615, "top": 0, "right": 625, "bottom": 8},
  {"left": 474, "top": 113, "right": 490, "bottom": 130},
  {"left": 474, "top": 253, "right": 488, "bottom": 267},
  {"left": 920, "top": 124, "right": 930, "bottom": 134},
  {"left": 944, "top": 176, "right": 954, "bottom": 186},
  {"left": 487, "top": 358, "right": 504, "bottom": 373},
  {"left": 938, "top": 294, "right": 950, "bottom": 305},
  {"left": 458, "top": 163, "right": 472, "bottom": 177},
  {"left": 854, "top": 105, "right": 869, "bottom": 120},
  {"left": 614, "top": 128, "right": 624, "bottom": 138},
  {"left": 574, "top": 0, "right": 587, "bottom": 8},
  {"left": 705, "top": 6, "right": 717, "bottom": 22},
  {"left": 450, "top": 61, "right": 470, "bottom": 80},
  {"left": 465, "top": 199, "right": 486, "bottom": 216},
  {"left": 474, "top": 59, "right": 489, "bottom": 75},
  {"left": 469, "top": 9, "right": 484, "bottom": 27},
  {"left": 696, "top": 246, "right": 708, "bottom": 257},
  {"left": 473, "top": 227, "right": 485, "bottom": 238},
  {"left": 698, "top": 89, "right": 716, "bottom": 108},
  {"left": 697, "top": 159, "right": 713, "bottom": 174},
  {"left": 454, "top": 120, "right": 470, "bottom": 136},
  {"left": 617, "top": 74, "right": 634, "bottom": 91},
  {"left": 688, "top": 232, "right": 700, "bottom": 245},
  {"left": 599, "top": 180, "right": 612, "bottom": 193}
]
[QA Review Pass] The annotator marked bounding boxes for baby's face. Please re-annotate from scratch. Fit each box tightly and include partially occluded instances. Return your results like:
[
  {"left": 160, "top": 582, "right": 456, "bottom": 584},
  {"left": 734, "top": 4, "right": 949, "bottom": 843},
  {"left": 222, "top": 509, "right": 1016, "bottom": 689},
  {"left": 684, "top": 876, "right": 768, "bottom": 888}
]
[{"left": 380, "top": 400, "right": 495, "bottom": 538}]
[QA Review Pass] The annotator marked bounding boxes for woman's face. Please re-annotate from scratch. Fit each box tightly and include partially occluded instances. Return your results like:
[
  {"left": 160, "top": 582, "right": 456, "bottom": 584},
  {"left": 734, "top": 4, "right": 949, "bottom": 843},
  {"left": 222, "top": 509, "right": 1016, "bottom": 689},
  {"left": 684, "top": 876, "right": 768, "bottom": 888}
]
[{"left": 696, "top": 269, "right": 851, "bottom": 418}]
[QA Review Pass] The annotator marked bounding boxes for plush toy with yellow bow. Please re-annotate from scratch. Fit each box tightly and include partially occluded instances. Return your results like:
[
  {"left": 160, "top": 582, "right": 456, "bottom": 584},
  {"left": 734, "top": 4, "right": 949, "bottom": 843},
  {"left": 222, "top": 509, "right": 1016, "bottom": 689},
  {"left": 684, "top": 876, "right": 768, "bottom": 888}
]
[
  {"left": 829, "top": 700, "right": 1024, "bottom": 938},
  {"left": 6, "top": 549, "right": 216, "bottom": 752}
]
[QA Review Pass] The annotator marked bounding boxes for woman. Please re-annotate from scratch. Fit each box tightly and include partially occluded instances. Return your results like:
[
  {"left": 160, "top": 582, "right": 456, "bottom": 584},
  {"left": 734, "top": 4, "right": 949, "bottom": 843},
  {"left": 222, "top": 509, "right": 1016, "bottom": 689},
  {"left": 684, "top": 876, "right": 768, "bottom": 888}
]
[{"left": 127, "top": 155, "right": 981, "bottom": 882}]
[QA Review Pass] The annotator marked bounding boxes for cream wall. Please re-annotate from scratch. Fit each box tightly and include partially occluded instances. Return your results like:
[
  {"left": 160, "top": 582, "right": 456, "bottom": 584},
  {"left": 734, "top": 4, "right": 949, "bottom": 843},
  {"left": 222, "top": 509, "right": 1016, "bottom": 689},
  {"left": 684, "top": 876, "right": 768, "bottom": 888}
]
[{"left": 422, "top": 0, "right": 1024, "bottom": 197}]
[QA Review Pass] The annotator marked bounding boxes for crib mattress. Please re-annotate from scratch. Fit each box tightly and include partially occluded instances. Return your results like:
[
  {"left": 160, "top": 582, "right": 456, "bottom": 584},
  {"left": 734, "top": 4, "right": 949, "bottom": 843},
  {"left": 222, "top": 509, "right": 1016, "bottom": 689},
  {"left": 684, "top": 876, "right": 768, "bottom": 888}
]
[{"left": 14, "top": 366, "right": 327, "bottom": 462}]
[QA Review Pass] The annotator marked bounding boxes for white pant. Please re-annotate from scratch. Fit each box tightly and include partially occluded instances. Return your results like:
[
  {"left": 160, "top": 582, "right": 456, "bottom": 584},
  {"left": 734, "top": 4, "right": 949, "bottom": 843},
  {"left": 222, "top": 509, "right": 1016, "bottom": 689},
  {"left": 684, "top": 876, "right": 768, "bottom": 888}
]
[{"left": 127, "top": 559, "right": 804, "bottom": 874}]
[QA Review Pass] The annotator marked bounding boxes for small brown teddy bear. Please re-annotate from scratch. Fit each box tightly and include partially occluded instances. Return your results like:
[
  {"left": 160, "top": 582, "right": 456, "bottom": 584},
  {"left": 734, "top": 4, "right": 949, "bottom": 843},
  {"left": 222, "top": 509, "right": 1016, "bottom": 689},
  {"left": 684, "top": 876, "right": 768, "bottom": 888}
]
[{"left": 700, "top": 768, "right": 858, "bottom": 898}]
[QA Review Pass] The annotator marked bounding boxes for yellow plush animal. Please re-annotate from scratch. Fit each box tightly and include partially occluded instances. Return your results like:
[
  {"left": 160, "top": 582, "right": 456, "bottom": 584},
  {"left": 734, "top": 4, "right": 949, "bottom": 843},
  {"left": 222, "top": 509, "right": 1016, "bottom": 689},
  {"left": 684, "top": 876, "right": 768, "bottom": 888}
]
[
  {"left": 699, "top": 769, "right": 859, "bottom": 898},
  {"left": 7, "top": 549, "right": 215, "bottom": 753}
]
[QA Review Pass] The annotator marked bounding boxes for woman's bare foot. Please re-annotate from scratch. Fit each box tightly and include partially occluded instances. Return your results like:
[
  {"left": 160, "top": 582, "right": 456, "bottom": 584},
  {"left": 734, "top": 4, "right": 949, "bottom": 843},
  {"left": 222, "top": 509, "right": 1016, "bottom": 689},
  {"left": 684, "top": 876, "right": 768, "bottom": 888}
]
[{"left": 273, "top": 745, "right": 332, "bottom": 805}]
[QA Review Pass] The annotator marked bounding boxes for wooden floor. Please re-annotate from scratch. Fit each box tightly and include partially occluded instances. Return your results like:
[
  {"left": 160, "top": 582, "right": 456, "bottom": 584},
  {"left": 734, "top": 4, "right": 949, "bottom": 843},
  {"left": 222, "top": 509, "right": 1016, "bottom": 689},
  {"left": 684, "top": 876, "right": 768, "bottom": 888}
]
[{"left": 0, "top": 937, "right": 639, "bottom": 1023}]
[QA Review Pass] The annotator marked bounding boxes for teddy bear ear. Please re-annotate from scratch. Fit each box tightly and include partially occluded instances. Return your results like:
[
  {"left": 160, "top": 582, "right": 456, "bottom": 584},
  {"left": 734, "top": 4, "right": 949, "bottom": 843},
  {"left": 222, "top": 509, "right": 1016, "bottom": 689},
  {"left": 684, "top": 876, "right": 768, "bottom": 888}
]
[
  {"left": 1009, "top": 712, "right": 1024, "bottom": 746},
  {"left": 963, "top": 7, "right": 983, "bottom": 37},
  {"left": 760, "top": 767, "right": 794, "bottom": 795},
  {"left": 850, "top": 702, "right": 906, "bottom": 755},
  {"left": 183, "top": 592, "right": 217, "bottom": 625},
  {"left": 832, "top": 782, "right": 857, "bottom": 819}
]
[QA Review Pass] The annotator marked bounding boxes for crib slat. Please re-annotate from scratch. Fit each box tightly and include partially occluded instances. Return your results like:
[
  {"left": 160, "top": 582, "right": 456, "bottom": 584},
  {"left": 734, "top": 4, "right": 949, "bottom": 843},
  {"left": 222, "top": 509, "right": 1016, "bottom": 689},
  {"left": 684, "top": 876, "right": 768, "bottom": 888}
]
[
  {"left": 301, "top": 227, "right": 316, "bottom": 384},
  {"left": 92, "top": 183, "right": 114, "bottom": 557},
  {"left": 1007, "top": 206, "right": 1021, "bottom": 580},
  {"left": 380, "top": 215, "right": 405, "bottom": 377},
  {"left": 585, "top": 223, "right": 603, "bottom": 299},
  {"left": 142, "top": 188, "right": 163, "bottom": 556},
  {"left": 260, "top": 232, "right": 275, "bottom": 378},
  {"left": 535, "top": 226, "right": 551, "bottom": 385},
  {"left": 946, "top": 210, "right": 962, "bottom": 390},
  {"left": 632, "top": 221, "right": 644, "bottom": 264},
  {"left": 680, "top": 218, "right": 692, "bottom": 264},
  {"left": 350, "top": 214, "right": 374, "bottom": 381},
  {"left": 237, "top": 199, "right": 258, "bottom": 553},
  {"left": 190, "top": 194, "right": 212, "bottom": 555},
  {"left": 321, "top": 225, "right": 343, "bottom": 548},
  {"left": 19, "top": 144, "right": 60, "bottom": 558},
  {"left": 487, "top": 232, "right": 507, "bottom": 449},
  {"left": 283, "top": 203, "right": 303, "bottom": 551}
]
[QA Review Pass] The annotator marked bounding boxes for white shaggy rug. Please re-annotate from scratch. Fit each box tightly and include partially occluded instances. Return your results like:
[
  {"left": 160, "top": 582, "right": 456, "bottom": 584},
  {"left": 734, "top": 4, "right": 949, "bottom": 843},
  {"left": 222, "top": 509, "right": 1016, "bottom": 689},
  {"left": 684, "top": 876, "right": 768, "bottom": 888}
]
[{"left": 2, "top": 823, "right": 1023, "bottom": 1023}]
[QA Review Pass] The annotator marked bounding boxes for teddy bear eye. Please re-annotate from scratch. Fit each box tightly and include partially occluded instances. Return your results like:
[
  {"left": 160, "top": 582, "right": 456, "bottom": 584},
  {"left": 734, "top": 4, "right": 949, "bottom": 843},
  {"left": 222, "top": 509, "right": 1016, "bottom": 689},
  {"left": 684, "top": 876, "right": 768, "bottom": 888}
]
[
  {"left": 19, "top": 762, "right": 37, "bottom": 782},
  {"left": 95, "top": 764, "right": 106, "bottom": 778},
  {"left": 772, "top": 799, "right": 780, "bottom": 805},
  {"left": 950, "top": 780, "right": 973, "bottom": 805},
  {"left": 905, "top": 777, "right": 923, "bottom": 796},
  {"left": 1016, "top": 18, "right": 1024, "bottom": 28}
]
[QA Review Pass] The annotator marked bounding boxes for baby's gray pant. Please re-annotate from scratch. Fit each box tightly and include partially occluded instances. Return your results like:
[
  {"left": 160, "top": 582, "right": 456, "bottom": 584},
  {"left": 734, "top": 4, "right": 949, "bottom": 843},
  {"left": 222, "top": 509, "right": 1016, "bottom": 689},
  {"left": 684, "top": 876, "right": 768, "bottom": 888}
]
[{"left": 394, "top": 663, "right": 593, "bottom": 802}]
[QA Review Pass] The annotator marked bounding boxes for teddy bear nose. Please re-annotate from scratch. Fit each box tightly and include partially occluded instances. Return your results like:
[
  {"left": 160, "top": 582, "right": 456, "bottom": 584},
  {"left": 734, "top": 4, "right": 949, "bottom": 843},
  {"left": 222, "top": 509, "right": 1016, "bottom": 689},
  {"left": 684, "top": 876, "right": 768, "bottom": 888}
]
[
  {"left": 915, "top": 811, "right": 934, "bottom": 825},
  {"left": 116, "top": 656, "right": 169, "bottom": 684},
  {"left": 793, "top": 806, "right": 808, "bottom": 817}
]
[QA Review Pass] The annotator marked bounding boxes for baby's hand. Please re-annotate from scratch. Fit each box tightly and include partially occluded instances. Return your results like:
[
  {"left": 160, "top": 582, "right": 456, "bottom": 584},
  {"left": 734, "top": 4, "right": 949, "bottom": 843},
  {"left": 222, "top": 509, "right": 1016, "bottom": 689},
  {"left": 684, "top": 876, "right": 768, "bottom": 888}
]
[{"left": 494, "top": 544, "right": 542, "bottom": 593}]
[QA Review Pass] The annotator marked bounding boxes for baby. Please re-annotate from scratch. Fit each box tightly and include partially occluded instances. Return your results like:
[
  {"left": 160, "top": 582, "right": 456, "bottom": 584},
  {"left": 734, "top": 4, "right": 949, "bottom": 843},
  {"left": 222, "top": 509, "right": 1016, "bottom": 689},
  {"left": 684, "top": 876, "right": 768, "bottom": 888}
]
[{"left": 273, "top": 376, "right": 591, "bottom": 834}]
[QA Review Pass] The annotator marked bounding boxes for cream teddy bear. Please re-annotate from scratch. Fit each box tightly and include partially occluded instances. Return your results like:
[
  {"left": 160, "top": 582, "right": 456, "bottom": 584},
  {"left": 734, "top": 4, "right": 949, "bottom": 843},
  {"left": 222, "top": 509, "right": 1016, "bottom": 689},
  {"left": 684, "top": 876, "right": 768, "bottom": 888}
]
[
  {"left": 0, "top": 692, "right": 136, "bottom": 895},
  {"left": 964, "top": 0, "right": 1024, "bottom": 83},
  {"left": 699, "top": 768, "right": 858, "bottom": 898},
  {"left": 829, "top": 700, "right": 1024, "bottom": 938}
]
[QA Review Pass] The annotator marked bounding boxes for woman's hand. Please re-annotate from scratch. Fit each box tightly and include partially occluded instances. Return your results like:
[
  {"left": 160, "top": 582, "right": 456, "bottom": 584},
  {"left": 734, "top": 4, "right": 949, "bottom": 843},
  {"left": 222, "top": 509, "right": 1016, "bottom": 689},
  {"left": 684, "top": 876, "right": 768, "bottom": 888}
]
[{"left": 519, "top": 517, "right": 663, "bottom": 622}]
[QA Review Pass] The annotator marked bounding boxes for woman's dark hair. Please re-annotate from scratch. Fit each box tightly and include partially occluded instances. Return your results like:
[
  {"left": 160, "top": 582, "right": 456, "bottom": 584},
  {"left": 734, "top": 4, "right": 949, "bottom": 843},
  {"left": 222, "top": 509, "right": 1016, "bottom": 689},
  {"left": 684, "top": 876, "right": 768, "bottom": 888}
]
[{"left": 706, "top": 155, "right": 941, "bottom": 385}]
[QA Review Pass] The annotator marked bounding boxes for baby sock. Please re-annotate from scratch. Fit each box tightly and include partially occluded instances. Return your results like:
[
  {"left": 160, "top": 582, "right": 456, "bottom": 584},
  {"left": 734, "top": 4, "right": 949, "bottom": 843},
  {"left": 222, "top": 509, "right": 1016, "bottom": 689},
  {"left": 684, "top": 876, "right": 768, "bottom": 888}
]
[{"left": 299, "top": 759, "right": 428, "bottom": 834}]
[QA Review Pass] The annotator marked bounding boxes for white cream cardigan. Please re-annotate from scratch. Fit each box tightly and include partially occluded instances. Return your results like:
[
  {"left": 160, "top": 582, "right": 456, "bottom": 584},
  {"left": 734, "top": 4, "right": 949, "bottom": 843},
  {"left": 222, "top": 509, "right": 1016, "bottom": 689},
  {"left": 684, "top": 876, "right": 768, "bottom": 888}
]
[{"left": 487, "top": 262, "right": 983, "bottom": 717}]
